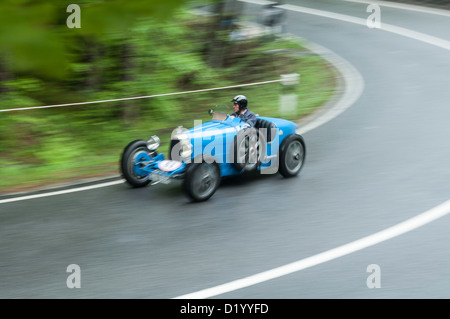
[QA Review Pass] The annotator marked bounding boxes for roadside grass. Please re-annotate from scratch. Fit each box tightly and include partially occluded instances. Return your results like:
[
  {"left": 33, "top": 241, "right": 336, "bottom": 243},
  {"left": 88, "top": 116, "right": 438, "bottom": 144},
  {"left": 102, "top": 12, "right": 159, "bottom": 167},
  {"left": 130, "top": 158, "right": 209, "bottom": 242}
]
[{"left": 0, "top": 34, "right": 337, "bottom": 194}]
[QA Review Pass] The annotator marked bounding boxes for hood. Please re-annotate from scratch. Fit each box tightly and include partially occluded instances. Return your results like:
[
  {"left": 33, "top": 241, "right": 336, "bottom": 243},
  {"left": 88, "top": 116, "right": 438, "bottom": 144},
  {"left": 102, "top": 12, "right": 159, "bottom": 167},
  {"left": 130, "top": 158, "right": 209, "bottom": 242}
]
[{"left": 184, "top": 120, "right": 240, "bottom": 139}]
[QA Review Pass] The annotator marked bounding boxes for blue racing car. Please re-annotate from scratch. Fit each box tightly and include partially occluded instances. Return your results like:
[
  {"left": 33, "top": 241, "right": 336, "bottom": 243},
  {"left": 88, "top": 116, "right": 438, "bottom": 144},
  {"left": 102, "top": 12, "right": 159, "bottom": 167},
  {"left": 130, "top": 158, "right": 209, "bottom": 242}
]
[{"left": 120, "top": 109, "right": 306, "bottom": 202}]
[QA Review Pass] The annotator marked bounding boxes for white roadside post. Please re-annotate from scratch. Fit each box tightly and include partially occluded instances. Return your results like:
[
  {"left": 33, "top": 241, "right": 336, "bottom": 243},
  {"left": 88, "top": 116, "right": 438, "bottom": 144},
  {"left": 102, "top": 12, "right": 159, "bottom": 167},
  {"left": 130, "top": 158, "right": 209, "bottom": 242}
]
[
  {"left": 261, "top": 73, "right": 300, "bottom": 175},
  {"left": 279, "top": 73, "right": 300, "bottom": 117}
]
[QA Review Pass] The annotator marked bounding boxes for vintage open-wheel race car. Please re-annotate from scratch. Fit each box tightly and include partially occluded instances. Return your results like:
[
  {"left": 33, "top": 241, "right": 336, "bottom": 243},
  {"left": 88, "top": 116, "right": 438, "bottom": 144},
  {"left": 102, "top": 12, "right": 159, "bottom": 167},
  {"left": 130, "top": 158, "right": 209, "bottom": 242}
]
[{"left": 120, "top": 108, "right": 306, "bottom": 202}]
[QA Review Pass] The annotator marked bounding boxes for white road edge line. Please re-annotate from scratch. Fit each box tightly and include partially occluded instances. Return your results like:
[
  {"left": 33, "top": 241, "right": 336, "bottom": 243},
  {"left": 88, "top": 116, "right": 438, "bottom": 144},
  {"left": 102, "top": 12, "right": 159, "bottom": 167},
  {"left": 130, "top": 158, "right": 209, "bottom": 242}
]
[
  {"left": 0, "top": 180, "right": 125, "bottom": 204},
  {"left": 343, "top": 0, "right": 450, "bottom": 18},
  {"left": 172, "top": 1, "right": 450, "bottom": 299},
  {"left": 237, "top": 0, "right": 274, "bottom": 5},
  {"left": 242, "top": 0, "right": 450, "bottom": 17},
  {"left": 174, "top": 199, "right": 450, "bottom": 299},
  {"left": 277, "top": 4, "right": 450, "bottom": 51},
  {"left": 294, "top": 39, "right": 364, "bottom": 135}
]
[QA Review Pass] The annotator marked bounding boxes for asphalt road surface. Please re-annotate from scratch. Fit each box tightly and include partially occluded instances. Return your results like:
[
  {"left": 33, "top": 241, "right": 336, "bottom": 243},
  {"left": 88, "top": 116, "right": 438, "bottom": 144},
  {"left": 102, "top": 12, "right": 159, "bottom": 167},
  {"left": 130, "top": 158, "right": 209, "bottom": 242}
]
[{"left": 2, "top": 0, "right": 450, "bottom": 299}]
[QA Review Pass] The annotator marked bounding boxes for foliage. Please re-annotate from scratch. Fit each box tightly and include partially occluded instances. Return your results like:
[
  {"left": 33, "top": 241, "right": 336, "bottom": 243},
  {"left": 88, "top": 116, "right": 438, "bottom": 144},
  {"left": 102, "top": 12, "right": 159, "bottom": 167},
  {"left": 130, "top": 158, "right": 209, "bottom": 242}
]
[{"left": 0, "top": 0, "right": 184, "bottom": 78}]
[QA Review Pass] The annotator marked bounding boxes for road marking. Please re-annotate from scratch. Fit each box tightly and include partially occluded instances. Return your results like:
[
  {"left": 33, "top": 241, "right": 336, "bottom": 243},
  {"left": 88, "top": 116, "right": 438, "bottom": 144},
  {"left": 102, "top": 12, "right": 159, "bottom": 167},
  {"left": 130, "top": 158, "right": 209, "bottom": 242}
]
[
  {"left": 277, "top": 4, "right": 450, "bottom": 51},
  {"left": 238, "top": 0, "right": 274, "bottom": 5},
  {"left": 174, "top": 198, "right": 450, "bottom": 299},
  {"left": 343, "top": 0, "right": 450, "bottom": 18},
  {"left": 281, "top": 3, "right": 368, "bottom": 25},
  {"left": 240, "top": 0, "right": 450, "bottom": 18},
  {"left": 0, "top": 180, "right": 124, "bottom": 204},
  {"left": 295, "top": 39, "right": 364, "bottom": 135}
]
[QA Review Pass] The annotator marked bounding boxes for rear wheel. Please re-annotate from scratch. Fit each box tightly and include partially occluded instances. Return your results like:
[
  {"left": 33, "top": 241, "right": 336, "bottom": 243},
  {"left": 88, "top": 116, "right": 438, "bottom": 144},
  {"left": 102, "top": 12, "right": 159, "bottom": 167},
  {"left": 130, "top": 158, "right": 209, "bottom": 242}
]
[
  {"left": 279, "top": 134, "right": 306, "bottom": 177},
  {"left": 183, "top": 157, "right": 220, "bottom": 202},
  {"left": 120, "top": 140, "right": 153, "bottom": 187}
]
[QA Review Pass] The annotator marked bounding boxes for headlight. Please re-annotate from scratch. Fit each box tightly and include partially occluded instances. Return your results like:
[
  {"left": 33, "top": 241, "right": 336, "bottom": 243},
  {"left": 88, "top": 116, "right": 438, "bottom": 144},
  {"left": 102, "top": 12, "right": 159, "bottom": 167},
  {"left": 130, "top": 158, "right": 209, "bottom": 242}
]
[
  {"left": 174, "top": 133, "right": 188, "bottom": 141},
  {"left": 179, "top": 135, "right": 193, "bottom": 159},
  {"left": 146, "top": 135, "right": 160, "bottom": 151},
  {"left": 180, "top": 142, "right": 193, "bottom": 159}
]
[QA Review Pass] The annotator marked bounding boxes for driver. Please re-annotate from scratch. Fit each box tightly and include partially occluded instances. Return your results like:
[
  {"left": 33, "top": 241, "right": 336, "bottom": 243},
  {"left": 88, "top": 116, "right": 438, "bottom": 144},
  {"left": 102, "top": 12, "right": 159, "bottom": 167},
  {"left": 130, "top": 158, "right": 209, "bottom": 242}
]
[{"left": 229, "top": 94, "right": 257, "bottom": 127}]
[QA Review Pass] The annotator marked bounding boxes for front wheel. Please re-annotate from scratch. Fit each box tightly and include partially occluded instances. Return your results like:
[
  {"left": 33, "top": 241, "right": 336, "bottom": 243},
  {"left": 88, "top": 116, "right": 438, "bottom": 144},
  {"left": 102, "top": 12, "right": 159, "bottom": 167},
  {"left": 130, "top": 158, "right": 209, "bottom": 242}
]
[
  {"left": 279, "top": 134, "right": 306, "bottom": 178},
  {"left": 183, "top": 157, "right": 220, "bottom": 202},
  {"left": 120, "top": 140, "right": 153, "bottom": 187}
]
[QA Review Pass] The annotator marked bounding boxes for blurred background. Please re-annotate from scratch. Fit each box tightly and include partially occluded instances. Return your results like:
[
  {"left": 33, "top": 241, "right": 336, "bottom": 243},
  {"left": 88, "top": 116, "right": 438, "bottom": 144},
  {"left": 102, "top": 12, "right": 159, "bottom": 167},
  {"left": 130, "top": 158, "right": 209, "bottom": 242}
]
[{"left": 0, "top": 0, "right": 336, "bottom": 194}]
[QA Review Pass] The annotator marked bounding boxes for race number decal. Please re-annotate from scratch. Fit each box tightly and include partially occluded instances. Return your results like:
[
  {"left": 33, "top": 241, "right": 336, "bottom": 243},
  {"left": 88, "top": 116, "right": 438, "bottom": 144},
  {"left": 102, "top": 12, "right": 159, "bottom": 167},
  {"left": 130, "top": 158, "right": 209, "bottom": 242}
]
[{"left": 158, "top": 160, "right": 182, "bottom": 172}]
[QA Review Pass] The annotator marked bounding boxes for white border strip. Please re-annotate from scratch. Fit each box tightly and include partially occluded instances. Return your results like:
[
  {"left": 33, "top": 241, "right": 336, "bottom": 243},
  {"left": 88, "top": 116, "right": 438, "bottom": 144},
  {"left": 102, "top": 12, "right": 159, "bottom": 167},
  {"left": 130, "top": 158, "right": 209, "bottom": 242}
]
[
  {"left": 238, "top": 0, "right": 274, "bottom": 5},
  {"left": 277, "top": 4, "right": 450, "bottom": 51},
  {"left": 280, "top": 3, "right": 368, "bottom": 25},
  {"left": 240, "top": 0, "right": 450, "bottom": 17},
  {"left": 343, "top": 0, "right": 450, "bottom": 18},
  {"left": 295, "top": 40, "right": 364, "bottom": 135},
  {"left": 0, "top": 180, "right": 124, "bottom": 204},
  {"left": 174, "top": 198, "right": 450, "bottom": 299}
]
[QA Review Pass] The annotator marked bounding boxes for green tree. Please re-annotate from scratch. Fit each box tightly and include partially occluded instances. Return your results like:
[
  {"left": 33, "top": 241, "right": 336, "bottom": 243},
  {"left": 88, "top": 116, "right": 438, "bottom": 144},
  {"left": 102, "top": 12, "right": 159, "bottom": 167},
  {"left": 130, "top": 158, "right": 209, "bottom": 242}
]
[{"left": 0, "top": 0, "right": 184, "bottom": 79}]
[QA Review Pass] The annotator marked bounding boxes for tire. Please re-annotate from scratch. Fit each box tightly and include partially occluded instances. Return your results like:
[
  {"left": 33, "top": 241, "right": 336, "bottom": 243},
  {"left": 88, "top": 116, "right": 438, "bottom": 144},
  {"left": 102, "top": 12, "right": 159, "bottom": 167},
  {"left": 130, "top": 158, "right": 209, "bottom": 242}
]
[
  {"left": 278, "top": 134, "right": 306, "bottom": 178},
  {"left": 232, "top": 127, "right": 266, "bottom": 172},
  {"left": 183, "top": 156, "right": 220, "bottom": 202},
  {"left": 168, "top": 139, "right": 181, "bottom": 161},
  {"left": 120, "top": 140, "right": 153, "bottom": 187}
]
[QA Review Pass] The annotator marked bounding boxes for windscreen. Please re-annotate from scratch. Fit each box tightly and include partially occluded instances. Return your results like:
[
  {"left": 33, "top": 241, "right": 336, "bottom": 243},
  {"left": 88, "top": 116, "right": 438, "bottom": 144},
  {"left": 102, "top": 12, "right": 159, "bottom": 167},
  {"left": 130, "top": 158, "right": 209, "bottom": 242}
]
[
  {"left": 212, "top": 112, "right": 227, "bottom": 121},
  {"left": 210, "top": 104, "right": 232, "bottom": 121}
]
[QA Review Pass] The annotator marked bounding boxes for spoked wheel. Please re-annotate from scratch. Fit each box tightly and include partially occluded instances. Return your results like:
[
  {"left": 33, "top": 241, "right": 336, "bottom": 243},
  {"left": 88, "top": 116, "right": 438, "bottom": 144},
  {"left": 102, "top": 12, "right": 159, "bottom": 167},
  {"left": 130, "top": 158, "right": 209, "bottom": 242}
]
[
  {"left": 183, "top": 157, "right": 220, "bottom": 202},
  {"left": 120, "top": 140, "right": 153, "bottom": 187},
  {"left": 279, "top": 134, "right": 306, "bottom": 177},
  {"left": 233, "top": 128, "right": 266, "bottom": 172}
]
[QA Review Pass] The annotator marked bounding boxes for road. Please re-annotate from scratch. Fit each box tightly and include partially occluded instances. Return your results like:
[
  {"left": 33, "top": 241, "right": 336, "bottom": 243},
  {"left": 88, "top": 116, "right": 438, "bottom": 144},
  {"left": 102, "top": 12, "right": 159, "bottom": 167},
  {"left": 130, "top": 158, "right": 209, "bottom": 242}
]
[{"left": 1, "top": 0, "right": 450, "bottom": 299}]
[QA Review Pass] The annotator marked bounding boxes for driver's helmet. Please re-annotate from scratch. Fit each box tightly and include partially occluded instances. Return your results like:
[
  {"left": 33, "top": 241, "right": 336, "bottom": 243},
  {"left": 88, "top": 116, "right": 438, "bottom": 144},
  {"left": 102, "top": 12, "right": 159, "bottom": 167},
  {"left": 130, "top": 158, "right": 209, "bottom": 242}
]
[{"left": 231, "top": 95, "right": 248, "bottom": 111}]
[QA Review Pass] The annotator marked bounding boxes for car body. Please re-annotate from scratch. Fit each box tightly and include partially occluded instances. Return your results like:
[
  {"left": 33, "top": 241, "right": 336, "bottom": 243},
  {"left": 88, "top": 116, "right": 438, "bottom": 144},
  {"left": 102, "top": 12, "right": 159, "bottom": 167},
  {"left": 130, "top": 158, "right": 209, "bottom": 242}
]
[{"left": 120, "top": 110, "right": 306, "bottom": 201}]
